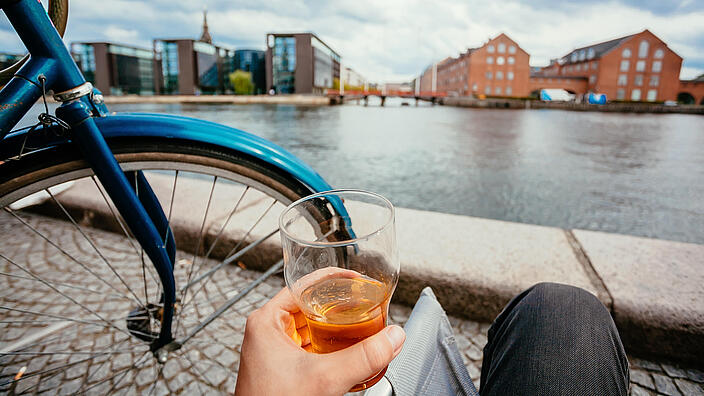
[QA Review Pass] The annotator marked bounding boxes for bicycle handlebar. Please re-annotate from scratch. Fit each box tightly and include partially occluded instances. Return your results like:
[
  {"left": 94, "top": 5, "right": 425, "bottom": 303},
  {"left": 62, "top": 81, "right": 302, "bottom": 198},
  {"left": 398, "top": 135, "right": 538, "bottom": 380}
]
[{"left": 0, "top": 0, "right": 68, "bottom": 86}]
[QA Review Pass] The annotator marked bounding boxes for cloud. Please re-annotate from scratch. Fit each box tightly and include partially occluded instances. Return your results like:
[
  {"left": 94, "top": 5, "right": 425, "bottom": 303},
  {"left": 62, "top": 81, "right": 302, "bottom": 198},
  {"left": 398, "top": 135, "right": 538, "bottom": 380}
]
[{"left": 1, "top": 0, "right": 703, "bottom": 81}]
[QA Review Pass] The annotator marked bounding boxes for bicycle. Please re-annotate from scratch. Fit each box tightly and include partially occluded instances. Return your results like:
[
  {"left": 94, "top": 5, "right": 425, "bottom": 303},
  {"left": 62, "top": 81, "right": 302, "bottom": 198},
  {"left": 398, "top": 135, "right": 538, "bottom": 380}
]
[{"left": 0, "top": 0, "right": 344, "bottom": 393}]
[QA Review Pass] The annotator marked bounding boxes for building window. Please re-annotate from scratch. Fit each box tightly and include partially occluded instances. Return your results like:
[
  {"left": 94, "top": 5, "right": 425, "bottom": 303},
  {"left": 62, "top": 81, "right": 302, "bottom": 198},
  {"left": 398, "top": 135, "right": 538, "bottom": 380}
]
[
  {"left": 636, "top": 60, "right": 645, "bottom": 72},
  {"left": 622, "top": 48, "right": 631, "bottom": 58},
  {"left": 654, "top": 49, "right": 664, "bottom": 59},
  {"left": 617, "top": 88, "right": 625, "bottom": 100},
  {"left": 591, "top": 61, "right": 598, "bottom": 70},
  {"left": 487, "top": 44, "right": 495, "bottom": 53},
  {"left": 496, "top": 71, "right": 503, "bottom": 80},
  {"left": 487, "top": 56, "right": 494, "bottom": 64},
  {"left": 498, "top": 43, "right": 506, "bottom": 53},
  {"left": 647, "top": 89, "right": 657, "bottom": 101},
  {"left": 617, "top": 74, "right": 627, "bottom": 85},
  {"left": 579, "top": 49, "right": 586, "bottom": 61},
  {"left": 506, "top": 86, "right": 512, "bottom": 95},
  {"left": 497, "top": 56, "right": 505, "bottom": 65},
  {"left": 486, "top": 71, "right": 493, "bottom": 79},
  {"left": 638, "top": 40, "right": 649, "bottom": 58},
  {"left": 650, "top": 75, "right": 659, "bottom": 86},
  {"left": 472, "top": 83, "right": 478, "bottom": 91},
  {"left": 570, "top": 52, "right": 577, "bottom": 62},
  {"left": 589, "top": 75, "right": 596, "bottom": 84},
  {"left": 634, "top": 74, "right": 643, "bottom": 86},
  {"left": 495, "top": 86, "right": 502, "bottom": 94},
  {"left": 587, "top": 48, "right": 595, "bottom": 59},
  {"left": 620, "top": 60, "right": 629, "bottom": 72},
  {"left": 508, "top": 56, "right": 515, "bottom": 65},
  {"left": 507, "top": 71, "right": 514, "bottom": 80},
  {"left": 631, "top": 89, "right": 641, "bottom": 101},
  {"left": 652, "top": 60, "right": 662, "bottom": 73},
  {"left": 485, "top": 85, "right": 491, "bottom": 94},
  {"left": 561, "top": 68, "right": 565, "bottom": 75},
  {"left": 509, "top": 45, "right": 516, "bottom": 54},
  {"left": 575, "top": 64, "right": 581, "bottom": 71}
]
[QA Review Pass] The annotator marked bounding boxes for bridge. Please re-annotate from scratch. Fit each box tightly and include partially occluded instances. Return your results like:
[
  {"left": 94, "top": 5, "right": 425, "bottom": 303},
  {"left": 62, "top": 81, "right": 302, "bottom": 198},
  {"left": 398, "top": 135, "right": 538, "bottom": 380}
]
[{"left": 326, "top": 89, "right": 447, "bottom": 106}]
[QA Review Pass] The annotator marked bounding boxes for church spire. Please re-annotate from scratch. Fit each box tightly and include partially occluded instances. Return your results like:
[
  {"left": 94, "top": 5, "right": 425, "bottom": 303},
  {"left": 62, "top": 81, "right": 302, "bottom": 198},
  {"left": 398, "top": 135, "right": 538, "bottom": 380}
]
[{"left": 199, "top": 6, "right": 212, "bottom": 44}]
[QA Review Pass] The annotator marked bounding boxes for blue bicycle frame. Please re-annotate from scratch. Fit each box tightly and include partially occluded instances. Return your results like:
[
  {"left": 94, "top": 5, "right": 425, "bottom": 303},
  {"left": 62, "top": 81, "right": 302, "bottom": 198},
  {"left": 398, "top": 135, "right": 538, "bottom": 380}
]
[{"left": 0, "top": 0, "right": 335, "bottom": 352}]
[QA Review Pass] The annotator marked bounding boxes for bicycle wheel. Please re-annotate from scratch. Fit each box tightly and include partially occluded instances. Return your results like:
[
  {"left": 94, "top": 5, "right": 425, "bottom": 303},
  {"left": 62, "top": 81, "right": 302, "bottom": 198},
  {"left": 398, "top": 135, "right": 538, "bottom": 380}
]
[{"left": 0, "top": 138, "right": 316, "bottom": 394}]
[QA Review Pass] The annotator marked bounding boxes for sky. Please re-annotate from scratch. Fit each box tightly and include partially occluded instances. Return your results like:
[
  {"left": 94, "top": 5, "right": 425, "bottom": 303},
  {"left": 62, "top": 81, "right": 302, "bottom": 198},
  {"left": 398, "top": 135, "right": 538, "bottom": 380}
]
[{"left": 1, "top": 0, "right": 703, "bottom": 83}]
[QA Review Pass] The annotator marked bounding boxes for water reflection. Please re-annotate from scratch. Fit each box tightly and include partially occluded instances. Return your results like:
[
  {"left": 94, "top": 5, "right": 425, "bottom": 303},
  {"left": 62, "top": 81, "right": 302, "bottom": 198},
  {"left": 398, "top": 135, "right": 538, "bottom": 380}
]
[{"left": 19, "top": 101, "right": 704, "bottom": 244}]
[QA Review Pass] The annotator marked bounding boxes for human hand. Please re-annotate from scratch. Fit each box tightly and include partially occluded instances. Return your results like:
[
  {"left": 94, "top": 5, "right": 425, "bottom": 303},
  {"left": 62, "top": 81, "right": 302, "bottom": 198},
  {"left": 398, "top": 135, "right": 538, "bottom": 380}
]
[{"left": 234, "top": 287, "right": 406, "bottom": 396}]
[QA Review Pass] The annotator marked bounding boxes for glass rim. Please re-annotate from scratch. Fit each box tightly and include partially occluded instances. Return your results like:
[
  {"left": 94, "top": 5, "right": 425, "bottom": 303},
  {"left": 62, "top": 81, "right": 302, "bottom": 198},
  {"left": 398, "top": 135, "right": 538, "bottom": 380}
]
[{"left": 278, "top": 189, "right": 395, "bottom": 248}]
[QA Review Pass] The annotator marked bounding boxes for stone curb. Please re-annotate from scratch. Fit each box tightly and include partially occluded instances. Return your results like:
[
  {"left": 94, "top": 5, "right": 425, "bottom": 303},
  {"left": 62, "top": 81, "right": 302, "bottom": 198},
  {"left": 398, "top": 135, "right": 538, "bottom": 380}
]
[{"left": 28, "top": 175, "right": 704, "bottom": 366}]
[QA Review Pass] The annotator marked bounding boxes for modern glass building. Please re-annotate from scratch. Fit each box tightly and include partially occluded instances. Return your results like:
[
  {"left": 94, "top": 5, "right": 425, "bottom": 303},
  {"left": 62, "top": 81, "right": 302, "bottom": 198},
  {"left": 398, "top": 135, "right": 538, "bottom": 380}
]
[
  {"left": 232, "top": 49, "right": 266, "bottom": 94},
  {"left": 71, "top": 42, "right": 156, "bottom": 95},
  {"left": 153, "top": 39, "right": 232, "bottom": 95},
  {"left": 265, "top": 33, "right": 341, "bottom": 94}
]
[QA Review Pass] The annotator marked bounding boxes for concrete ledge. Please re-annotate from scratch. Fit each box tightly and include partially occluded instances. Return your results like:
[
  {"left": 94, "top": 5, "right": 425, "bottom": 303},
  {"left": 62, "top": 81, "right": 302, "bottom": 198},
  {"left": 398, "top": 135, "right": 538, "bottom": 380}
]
[
  {"left": 23, "top": 175, "right": 704, "bottom": 365},
  {"left": 573, "top": 230, "right": 704, "bottom": 364}
]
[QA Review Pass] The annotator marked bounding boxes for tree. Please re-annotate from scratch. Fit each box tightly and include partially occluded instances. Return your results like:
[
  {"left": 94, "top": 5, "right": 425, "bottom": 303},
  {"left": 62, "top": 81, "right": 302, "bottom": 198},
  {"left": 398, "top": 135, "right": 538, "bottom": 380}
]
[{"left": 229, "top": 70, "right": 254, "bottom": 95}]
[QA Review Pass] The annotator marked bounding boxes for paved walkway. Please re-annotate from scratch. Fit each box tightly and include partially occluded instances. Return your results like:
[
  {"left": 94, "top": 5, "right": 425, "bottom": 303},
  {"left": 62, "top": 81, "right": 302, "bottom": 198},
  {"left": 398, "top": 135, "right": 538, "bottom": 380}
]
[{"left": 0, "top": 213, "right": 702, "bottom": 395}]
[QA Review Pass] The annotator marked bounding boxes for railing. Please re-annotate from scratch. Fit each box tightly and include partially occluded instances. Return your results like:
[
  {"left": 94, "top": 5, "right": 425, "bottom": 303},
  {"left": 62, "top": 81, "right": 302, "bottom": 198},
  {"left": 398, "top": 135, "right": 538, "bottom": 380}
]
[{"left": 326, "top": 89, "right": 447, "bottom": 98}]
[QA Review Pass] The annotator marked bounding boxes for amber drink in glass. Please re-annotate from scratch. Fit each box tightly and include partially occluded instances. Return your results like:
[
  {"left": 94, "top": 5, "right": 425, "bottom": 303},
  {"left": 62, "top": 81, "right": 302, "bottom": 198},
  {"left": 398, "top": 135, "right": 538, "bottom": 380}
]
[{"left": 280, "top": 190, "right": 399, "bottom": 392}]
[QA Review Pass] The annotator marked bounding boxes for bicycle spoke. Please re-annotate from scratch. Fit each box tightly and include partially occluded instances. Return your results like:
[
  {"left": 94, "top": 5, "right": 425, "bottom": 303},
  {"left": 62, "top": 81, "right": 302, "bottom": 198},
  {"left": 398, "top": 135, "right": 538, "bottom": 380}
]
[
  {"left": 178, "top": 350, "right": 214, "bottom": 391},
  {"left": 201, "top": 186, "right": 249, "bottom": 261},
  {"left": 77, "top": 351, "right": 151, "bottom": 395},
  {"left": 0, "top": 253, "right": 133, "bottom": 340},
  {"left": 45, "top": 189, "right": 147, "bottom": 309},
  {"left": 4, "top": 208, "right": 134, "bottom": 302},
  {"left": 178, "top": 259, "right": 282, "bottom": 346},
  {"left": 0, "top": 270, "right": 131, "bottom": 302},
  {"left": 146, "top": 363, "right": 165, "bottom": 396},
  {"left": 177, "top": 198, "right": 277, "bottom": 321},
  {"left": 163, "top": 169, "right": 179, "bottom": 250},
  {"left": 177, "top": 175, "right": 217, "bottom": 335},
  {"left": 92, "top": 176, "right": 159, "bottom": 288},
  {"left": 223, "top": 198, "right": 277, "bottom": 261}
]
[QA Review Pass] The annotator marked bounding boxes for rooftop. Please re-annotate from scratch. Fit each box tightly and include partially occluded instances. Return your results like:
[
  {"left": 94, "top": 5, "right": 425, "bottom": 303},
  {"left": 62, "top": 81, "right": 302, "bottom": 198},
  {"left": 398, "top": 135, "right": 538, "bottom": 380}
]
[{"left": 560, "top": 33, "right": 635, "bottom": 65}]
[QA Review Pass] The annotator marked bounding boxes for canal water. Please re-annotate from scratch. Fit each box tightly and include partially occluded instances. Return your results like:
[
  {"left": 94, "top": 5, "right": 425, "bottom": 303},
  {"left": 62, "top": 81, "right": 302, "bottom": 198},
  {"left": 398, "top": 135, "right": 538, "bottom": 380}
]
[{"left": 21, "top": 99, "right": 704, "bottom": 244}]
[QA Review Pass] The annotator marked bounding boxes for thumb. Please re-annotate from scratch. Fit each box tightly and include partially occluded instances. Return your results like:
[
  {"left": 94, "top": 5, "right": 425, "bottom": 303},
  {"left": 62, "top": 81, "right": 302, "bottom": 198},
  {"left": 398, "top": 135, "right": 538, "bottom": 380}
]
[{"left": 320, "top": 325, "right": 406, "bottom": 389}]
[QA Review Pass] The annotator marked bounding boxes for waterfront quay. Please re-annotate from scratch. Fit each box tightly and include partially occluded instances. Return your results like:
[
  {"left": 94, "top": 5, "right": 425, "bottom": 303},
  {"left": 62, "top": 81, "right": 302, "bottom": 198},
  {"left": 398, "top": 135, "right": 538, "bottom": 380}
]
[{"left": 2, "top": 176, "right": 702, "bottom": 395}]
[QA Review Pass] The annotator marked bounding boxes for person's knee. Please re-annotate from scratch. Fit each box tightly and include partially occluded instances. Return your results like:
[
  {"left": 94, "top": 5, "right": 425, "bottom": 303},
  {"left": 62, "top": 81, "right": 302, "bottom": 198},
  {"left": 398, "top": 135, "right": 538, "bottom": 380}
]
[{"left": 527, "top": 282, "right": 607, "bottom": 316}]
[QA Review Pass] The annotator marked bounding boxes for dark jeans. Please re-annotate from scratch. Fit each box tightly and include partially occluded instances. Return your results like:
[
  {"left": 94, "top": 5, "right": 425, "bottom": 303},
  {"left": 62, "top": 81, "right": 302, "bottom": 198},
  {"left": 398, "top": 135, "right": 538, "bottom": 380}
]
[{"left": 479, "top": 283, "right": 629, "bottom": 396}]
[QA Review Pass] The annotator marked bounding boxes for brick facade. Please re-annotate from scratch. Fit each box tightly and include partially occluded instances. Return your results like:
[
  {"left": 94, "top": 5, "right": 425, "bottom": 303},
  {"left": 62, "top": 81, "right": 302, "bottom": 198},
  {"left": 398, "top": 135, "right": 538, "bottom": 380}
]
[
  {"left": 435, "top": 33, "right": 530, "bottom": 97},
  {"left": 678, "top": 79, "right": 704, "bottom": 104},
  {"left": 531, "top": 30, "right": 682, "bottom": 102}
]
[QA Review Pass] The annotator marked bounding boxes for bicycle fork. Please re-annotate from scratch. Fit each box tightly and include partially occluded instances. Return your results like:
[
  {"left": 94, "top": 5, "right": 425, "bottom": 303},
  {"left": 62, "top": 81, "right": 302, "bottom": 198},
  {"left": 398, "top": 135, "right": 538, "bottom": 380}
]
[{"left": 56, "top": 99, "right": 177, "bottom": 354}]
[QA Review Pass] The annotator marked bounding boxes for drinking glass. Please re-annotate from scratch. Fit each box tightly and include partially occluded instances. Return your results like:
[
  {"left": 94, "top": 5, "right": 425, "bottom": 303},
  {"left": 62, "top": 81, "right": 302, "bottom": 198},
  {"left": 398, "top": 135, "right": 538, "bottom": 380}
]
[{"left": 279, "top": 189, "right": 400, "bottom": 392}]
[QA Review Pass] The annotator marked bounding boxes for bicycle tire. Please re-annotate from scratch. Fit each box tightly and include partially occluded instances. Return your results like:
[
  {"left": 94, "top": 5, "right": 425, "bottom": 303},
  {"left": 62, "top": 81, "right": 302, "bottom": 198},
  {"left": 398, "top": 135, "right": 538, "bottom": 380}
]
[{"left": 0, "top": 137, "right": 315, "bottom": 394}]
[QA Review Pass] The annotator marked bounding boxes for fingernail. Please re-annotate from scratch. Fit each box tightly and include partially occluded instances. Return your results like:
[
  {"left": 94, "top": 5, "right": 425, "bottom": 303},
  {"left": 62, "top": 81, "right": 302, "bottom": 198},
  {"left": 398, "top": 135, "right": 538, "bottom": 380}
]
[{"left": 385, "top": 325, "right": 405, "bottom": 353}]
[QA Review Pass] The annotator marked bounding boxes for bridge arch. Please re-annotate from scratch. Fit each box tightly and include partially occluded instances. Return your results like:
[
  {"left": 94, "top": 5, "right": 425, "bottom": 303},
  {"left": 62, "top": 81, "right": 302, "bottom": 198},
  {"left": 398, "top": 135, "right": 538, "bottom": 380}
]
[{"left": 677, "top": 92, "right": 695, "bottom": 104}]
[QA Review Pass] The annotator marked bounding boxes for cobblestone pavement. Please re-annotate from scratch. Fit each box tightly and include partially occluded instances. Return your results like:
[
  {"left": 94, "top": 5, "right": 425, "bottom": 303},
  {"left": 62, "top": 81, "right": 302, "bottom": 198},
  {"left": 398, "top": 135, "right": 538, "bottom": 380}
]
[{"left": 0, "top": 212, "right": 702, "bottom": 395}]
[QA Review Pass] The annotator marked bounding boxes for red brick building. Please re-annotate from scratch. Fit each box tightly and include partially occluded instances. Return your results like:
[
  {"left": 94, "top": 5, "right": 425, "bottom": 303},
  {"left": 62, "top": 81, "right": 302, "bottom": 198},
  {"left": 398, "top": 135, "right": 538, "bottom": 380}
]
[
  {"left": 534, "top": 30, "right": 682, "bottom": 102},
  {"left": 434, "top": 33, "right": 530, "bottom": 97}
]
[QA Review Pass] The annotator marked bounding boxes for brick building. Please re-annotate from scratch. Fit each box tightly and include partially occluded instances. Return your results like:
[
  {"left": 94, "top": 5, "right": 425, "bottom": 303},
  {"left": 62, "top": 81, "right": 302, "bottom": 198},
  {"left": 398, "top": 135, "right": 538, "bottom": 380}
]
[
  {"left": 677, "top": 74, "right": 704, "bottom": 104},
  {"left": 435, "top": 33, "right": 530, "bottom": 97},
  {"left": 535, "top": 30, "right": 682, "bottom": 102}
]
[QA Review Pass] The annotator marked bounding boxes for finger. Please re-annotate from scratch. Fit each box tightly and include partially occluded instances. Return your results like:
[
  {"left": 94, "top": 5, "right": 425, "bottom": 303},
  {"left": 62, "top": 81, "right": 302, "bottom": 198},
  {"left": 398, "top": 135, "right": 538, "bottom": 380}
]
[
  {"left": 318, "top": 325, "right": 405, "bottom": 387},
  {"left": 267, "top": 287, "right": 300, "bottom": 313}
]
